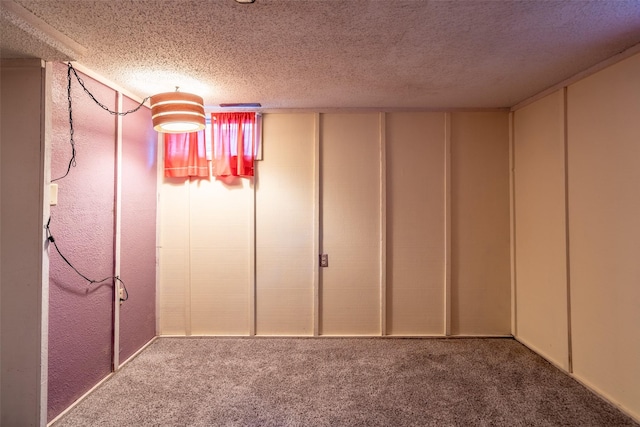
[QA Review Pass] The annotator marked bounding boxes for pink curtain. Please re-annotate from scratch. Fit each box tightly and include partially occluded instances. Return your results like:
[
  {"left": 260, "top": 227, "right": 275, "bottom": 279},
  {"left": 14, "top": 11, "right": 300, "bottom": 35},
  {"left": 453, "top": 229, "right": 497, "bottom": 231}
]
[
  {"left": 164, "top": 131, "right": 208, "bottom": 178},
  {"left": 211, "top": 112, "right": 257, "bottom": 178}
]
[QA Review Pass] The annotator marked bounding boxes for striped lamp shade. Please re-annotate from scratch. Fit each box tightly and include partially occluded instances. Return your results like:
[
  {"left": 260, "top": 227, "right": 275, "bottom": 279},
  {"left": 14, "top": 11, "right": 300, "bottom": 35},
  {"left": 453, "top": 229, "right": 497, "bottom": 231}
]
[{"left": 150, "top": 91, "right": 205, "bottom": 133}]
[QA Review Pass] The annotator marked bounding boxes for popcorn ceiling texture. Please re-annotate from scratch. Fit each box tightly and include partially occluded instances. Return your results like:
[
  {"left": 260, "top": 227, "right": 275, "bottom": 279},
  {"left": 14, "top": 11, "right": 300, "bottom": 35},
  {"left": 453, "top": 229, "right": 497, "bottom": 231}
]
[{"left": 2, "top": 0, "right": 640, "bottom": 108}]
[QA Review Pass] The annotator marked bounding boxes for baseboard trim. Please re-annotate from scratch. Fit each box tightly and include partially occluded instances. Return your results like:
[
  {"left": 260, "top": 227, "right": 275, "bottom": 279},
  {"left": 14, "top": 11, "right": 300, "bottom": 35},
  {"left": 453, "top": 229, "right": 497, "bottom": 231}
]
[{"left": 157, "top": 334, "right": 514, "bottom": 339}]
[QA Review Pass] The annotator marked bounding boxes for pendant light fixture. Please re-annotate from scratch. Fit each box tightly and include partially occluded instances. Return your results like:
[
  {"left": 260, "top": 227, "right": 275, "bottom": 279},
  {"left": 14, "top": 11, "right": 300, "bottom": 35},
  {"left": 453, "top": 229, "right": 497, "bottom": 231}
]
[{"left": 150, "top": 88, "right": 205, "bottom": 133}]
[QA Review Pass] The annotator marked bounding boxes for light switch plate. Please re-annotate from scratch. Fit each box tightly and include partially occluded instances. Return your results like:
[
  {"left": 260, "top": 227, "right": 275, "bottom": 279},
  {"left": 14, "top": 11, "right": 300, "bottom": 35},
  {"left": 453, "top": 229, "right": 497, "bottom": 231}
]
[{"left": 50, "top": 184, "right": 58, "bottom": 206}]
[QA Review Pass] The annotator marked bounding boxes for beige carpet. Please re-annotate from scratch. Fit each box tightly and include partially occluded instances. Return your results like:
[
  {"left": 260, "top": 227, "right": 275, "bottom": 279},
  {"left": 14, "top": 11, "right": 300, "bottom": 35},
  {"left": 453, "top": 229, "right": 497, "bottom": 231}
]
[{"left": 54, "top": 337, "right": 638, "bottom": 426}]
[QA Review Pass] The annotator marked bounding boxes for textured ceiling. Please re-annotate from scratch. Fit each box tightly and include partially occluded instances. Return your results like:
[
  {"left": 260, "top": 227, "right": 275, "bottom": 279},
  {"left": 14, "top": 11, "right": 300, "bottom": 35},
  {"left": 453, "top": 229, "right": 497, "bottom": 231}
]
[{"left": 2, "top": 0, "right": 640, "bottom": 110}]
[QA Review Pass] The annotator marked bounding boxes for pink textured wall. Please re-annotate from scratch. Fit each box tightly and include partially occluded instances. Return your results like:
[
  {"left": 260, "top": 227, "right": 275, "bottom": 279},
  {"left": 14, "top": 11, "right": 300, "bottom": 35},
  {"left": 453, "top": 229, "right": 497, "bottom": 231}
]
[
  {"left": 48, "top": 63, "right": 156, "bottom": 421},
  {"left": 120, "top": 96, "right": 157, "bottom": 361},
  {"left": 48, "top": 63, "right": 116, "bottom": 420}
]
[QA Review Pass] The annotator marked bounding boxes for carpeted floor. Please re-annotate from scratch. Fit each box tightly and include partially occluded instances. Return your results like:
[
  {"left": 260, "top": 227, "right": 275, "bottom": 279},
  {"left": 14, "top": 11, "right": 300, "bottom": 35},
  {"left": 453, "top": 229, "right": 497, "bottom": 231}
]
[{"left": 54, "top": 337, "right": 638, "bottom": 426}]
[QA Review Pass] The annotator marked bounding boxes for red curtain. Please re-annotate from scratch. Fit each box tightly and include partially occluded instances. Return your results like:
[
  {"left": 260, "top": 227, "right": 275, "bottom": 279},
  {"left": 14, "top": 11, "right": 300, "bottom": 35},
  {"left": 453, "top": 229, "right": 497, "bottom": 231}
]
[
  {"left": 211, "top": 112, "right": 257, "bottom": 178},
  {"left": 163, "top": 131, "right": 208, "bottom": 178}
]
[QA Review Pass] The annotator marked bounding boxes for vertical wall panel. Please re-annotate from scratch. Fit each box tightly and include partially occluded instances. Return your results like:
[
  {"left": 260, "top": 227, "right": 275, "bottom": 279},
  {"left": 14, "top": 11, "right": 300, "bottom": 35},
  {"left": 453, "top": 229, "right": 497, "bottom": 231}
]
[
  {"left": 158, "top": 180, "right": 190, "bottom": 335},
  {"left": 119, "top": 97, "right": 157, "bottom": 361},
  {"left": 320, "top": 113, "right": 381, "bottom": 335},
  {"left": 256, "top": 113, "right": 315, "bottom": 335},
  {"left": 450, "top": 112, "right": 510, "bottom": 335},
  {"left": 567, "top": 54, "right": 640, "bottom": 421},
  {"left": 386, "top": 112, "right": 445, "bottom": 335},
  {"left": 190, "top": 178, "right": 251, "bottom": 335},
  {"left": 513, "top": 90, "right": 569, "bottom": 369},
  {"left": 159, "top": 177, "right": 253, "bottom": 337},
  {"left": 47, "top": 63, "right": 116, "bottom": 420}
]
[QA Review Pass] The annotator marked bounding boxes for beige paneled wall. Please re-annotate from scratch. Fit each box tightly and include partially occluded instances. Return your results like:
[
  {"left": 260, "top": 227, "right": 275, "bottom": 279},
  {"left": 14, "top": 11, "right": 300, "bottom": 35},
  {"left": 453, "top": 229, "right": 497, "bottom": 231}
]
[
  {"left": 256, "top": 113, "right": 315, "bottom": 335},
  {"left": 158, "top": 180, "right": 190, "bottom": 335},
  {"left": 158, "top": 177, "right": 252, "bottom": 336},
  {"left": 566, "top": 54, "right": 640, "bottom": 421},
  {"left": 513, "top": 90, "right": 569, "bottom": 369},
  {"left": 320, "top": 113, "right": 382, "bottom": 335},
  {"left": 189, "top": 178, "right": 252, "bottom": 335},
  {"left": 450, "top": 112, "right": 511, "bottom": 335},
  {"left": 512, "top": 53, "right": 640, "bottom": 421},
  {"left": 158, "top": 111, "right": 511, "bottom": 338},
  {"left": 385, "top": 112, "right": 446, "bottom": 335}
]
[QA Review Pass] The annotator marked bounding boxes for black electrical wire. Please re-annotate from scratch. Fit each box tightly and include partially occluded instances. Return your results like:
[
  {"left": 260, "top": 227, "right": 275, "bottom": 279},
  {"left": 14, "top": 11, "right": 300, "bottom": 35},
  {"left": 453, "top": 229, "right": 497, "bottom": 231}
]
[
  {"left": 46, "top": 217, "right": 129, "bottom": 302},
  {"left": 67, "top": 63, "right": 150, "bottom": 117},
  {"left": 52, "top": 64, "right": 78, "bottom": 182},
  {"left": 52, "top": 62, "right": 150, "bottom": 182},
  {"left": 48, "top": 62, "right": 143, "bottom": 299}
]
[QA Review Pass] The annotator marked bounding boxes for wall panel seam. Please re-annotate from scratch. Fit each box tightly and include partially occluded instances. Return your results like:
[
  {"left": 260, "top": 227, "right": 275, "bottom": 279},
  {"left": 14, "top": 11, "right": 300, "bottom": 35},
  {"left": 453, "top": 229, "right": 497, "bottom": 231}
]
[
  {"left": 313, "top": 113, "right": 321, "bottom": 336},
  {"left": 186, "top": 181, "right": 192, "bottom": 336},
  {"left": 112, "top": 91, "right": 123, "bottom": 369},
  {"left": 379, "top": 112, "right": 387, "bottom": 336},
  {"left": 562, "top": 86, "right": 573, "bottom": 373},
  {"left": 250, "top": 177, "right": 256, "bottom": 336},
  {"left": 509, "top": 111, "right": 517, "bottom": 337},
  {"left": 444, "top": 112, "right": 452, "bottom": 336},
  {"left": 155, "top": 133, "right": 162, "bottom": 336}
]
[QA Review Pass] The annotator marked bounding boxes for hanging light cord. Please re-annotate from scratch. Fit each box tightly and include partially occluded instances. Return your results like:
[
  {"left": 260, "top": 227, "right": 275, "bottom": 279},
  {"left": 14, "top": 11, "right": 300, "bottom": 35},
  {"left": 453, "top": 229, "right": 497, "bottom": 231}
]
[
  {"left": 46, "top": 216, "right": 129, "bottom": 302},
  {"left": 52, "top": 62, "right": 150, "bottom": 182}
]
